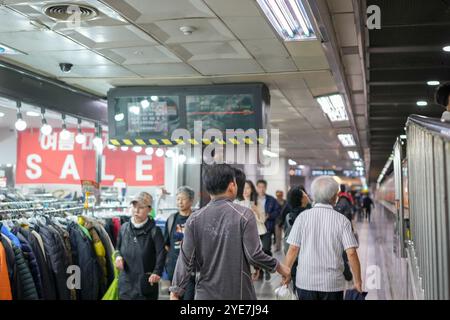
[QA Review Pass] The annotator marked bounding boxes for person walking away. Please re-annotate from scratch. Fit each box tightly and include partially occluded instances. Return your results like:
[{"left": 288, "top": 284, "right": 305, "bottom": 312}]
[
  {"left": 362, "top": 193, "right": 374, "bottom": 222},
  {"left": 282, "top": 186, "right": 311, "bottom": 292},
  {"left": 169, "top": 164, "right": 290, "bottom": 300},
  {"left": 115, "top": 192, "right": 166, "bottom": 300},
  {"left": 256, "top": 179, "right": 281, "bottom": 281},
  {"left": 282, "top": 176, "right": 362, "bottom": 300},
  {"left": 164, "top": 186, "right": 196, "bottom": 300},
  {"left": 274, "top": 190, "right": 286, "bottom": 253}
]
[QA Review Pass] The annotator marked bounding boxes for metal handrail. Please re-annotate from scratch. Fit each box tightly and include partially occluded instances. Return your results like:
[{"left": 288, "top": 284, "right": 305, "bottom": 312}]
[{"left": 407, "top": 114, "right": 450, "bottom": 141}]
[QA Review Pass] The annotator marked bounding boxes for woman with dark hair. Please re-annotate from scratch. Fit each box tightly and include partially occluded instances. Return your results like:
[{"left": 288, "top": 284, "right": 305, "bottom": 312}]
[{"left": 283, "top": 185, "right": 311, "bottom": 292}]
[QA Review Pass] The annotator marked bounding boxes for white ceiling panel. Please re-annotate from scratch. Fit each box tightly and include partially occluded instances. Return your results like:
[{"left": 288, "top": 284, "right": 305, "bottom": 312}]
[
  {"left": 64, "top": 25, "right": 158, "bottom": 49},
  {"left": 62, "top": 65, "right": 137, "bottom": 78},
  {"left": 303, "top": 71, "right": 337, "bottom": 94},
  {"left": 327, "top": 0, "right": 354, "bottom": 13},
  {"left": 125, "top": 63, "right": 198, "bottom": 77},
  {"left": 285, "top": 40, "right": 329, "bottom": 70},
  {"left": 144, "top": 18, "right": 235, "bottom": 44},
  {"left": 222, "top": 17, "right": 276, "bottom": 40},
  {"left": 352, "top": 92, "right": 365, "bottom": 105},
  {"left": 348, "top": 74, "right": 364, "bottom": 91},
  {"left": 109, "top": 77, "right": 212, "bottom": 86},
  {"left": 242, "top": 39, "right": 289, "bottom": 58},
  {"left": 204, "top": 0, "right": 261, "bottom": 17},
  {"left": 354, "top": 104, "right": 366, "bottom": 116},
  {"left": 332, "top": 13, "right": 358, "bottom": 47},
  {"left": 0, "top": 7, "right": 37, "bottom": 33},
  {"left": 0, "top": 30, "right": 84, "bottom": 52},
  {"left": 190, "top": 59, "right": 263, "bottom": 75},
  {"left": 172, "top": 41, "right": 251, "bottom": 61},
  {"left": 258, "top": 58, "right": 297, "bottom": 72},
  {"left": 298, "top": 108, "right": 331, "bottom": 129},
  {"left": 343, "top": 54, "right": 361, "bottom": 75},
  {"left": 356, "top": 115, "right": 367, "bottom": 130},
  {"left": 281, "top": 89, "right": 317, "bottom": 108},
  {"left": 102, "top": 0, "right": 215, "bottom": 23},
  {"left": 101, "top": 45, "right": 181, "bottom": 64},
  {"left": 272, "top": 74, "right": 308, "bottom": 90}
]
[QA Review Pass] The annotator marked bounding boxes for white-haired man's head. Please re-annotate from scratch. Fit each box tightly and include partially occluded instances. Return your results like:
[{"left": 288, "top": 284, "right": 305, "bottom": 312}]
[{"left": 311, "top": 176, "right": 339, "bottom": 205}]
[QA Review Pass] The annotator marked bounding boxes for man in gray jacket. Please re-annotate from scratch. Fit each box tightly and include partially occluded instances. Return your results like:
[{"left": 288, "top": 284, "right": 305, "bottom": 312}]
[{"left": 169, "top": 164, "right": 290, "bottom": 300}]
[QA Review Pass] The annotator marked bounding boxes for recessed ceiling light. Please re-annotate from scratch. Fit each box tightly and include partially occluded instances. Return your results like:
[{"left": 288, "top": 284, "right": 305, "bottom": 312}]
[
  {"left": 0, "top": 112, "right": 5, "bottom": 118},
  {"left": 416, "top": 100, "right": 428, "bottom": 107},
  {"left": 316, "top": 94, "right": 349, "bottom": 122},
  {"left": 427, "top": 81, "right": 440, "bottom": 86},
  {"left": 26, "top": 111, "right": 40, "bottom": 117},
  {"left": 337, "top": 134, "right": 356, "bottom": 147},
  {"left": 443, "top": 46, "right": 450, "bottom": 52},
  {"left": 114, "top": 113, "right": 124, "bottom": 122}
]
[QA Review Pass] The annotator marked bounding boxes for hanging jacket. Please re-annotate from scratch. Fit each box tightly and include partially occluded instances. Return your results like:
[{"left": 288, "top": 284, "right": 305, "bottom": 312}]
[
  {"left": 0, "top": 241, "right": 12, "bottom": 300},
  {"left": 80, "top": 217, "right": 107, "bottom": 295},
  {"left": 116, "top": 218, "right": 166, "bottom": 300},
  {"left": 12, "top": 244, "right": 38, "bottom": 300},
  {"left": 1, "top": 235, "right": 19, "bottom": 299},
  {"left": 36, "top": 224, "right": 71, "bottom": 300},
  {"left": 12, "top": 229, "right": 43, "bottom": 299},
  {"left": 19, "top": 228, "right": 56, "bottom": 300},
  {"left": 1, "top": 223, "right": 21, "bottom": 249},
  {"left": 68, "top": 222, "right": 101, "bottom": 300},
  {"left": 94, "top": 222, "right": 115, "bottom": 287}
]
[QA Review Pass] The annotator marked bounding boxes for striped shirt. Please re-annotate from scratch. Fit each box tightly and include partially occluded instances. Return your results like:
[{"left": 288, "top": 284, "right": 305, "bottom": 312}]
[{"left": 287, "top": 203, "right": 358, "bottom": 292}]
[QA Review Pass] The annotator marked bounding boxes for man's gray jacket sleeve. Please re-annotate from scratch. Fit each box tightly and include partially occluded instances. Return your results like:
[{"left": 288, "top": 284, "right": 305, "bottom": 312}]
[{"left": 242, "top": 211, "right": 278, "bottom": 272}]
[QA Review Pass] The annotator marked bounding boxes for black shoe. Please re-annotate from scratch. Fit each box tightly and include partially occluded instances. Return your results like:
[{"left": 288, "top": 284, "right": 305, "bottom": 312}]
[{"left": 265, "top": 272, "right": 271, "bottom": 281}]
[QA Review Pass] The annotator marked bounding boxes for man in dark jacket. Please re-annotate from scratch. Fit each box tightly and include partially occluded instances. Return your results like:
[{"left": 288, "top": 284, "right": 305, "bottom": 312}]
[
  {"left": 256, "top": 179, "right": 281, "bottom": 280},
  {"left": 115, "top": 192, "right": 166, "bottom": 300}
]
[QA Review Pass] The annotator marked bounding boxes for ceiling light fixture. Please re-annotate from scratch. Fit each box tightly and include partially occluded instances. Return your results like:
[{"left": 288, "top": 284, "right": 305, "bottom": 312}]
[
  {"left": 256, "top": 0, "right": 316, "bottom": 41},
  {"left": 416, "top": 100, "right": 428, "bottom": 107},
  {"left": 165, "top": 149, "right": 175, "bottom": 158},
  {"left": 40, "top": 108, "right": 52, "bottom": 136},
  {"left": 145, "top": 147, "right": 154, "bottom": 156},
  {"left": 337, "top": 134, "right": 356, "bottom": 147},
  {"left": 179, "top": 26, "right": 196, "bottom": 35},
  {"left": 347, "top": 151, "right": 360, "bottom": 160},
  {"left": 92, "top": 124, "right": 103, "bottom": 150},
  {"left": 316, "top": 94, "right": 349, "bottom": 122},
  {"left": 262, "top": 149, "right": 279, "bottom": 158},
  {"left": 178, "top": 153, "right": 187, "bottom": 164},
  {"left": 26, "top": 111, "right": 40, "bottom": 117},
  {"left": 353, "top": 161, "right": 363, "bottom": 167},
  {"left": 121, "top": 146, "right": 129, "bottom": 152},
  {"left": 427, "top": 80, "right": 440, "bottom": 86},
  {"left": 15, "top": 101, "right": 27, "bottom": 132},
  {"left": 129, "top": 105, "right": 140, "bottom": 115},
  {"left": 141, "top": 99, "right": 150, "bottom": 109},
  {"left": 75, "top": 118, "right": 86, "bottom": 144},
  {"left": 155, "top": 148, "right": 164, "bottom": 157},
  {"left": 114, "top": 113, "right": 124, "bottom": 122},
  {"left": 443, "top": 45, "right": 450, "bottom": 52},
  {"left": 0, "top": 112, "right": 4, "bottom": 118},
  {"left": 288, "top": 159, "right": 297, "bottom": 166},
  {"left": 132, "top": 146, "right": 143, "bottom": 153},
  {"left": 151, "top": 96, "right": 159, "bottom": 102},
  {"left": 60, "top": 114, "right": 71, "bottom": 140}
]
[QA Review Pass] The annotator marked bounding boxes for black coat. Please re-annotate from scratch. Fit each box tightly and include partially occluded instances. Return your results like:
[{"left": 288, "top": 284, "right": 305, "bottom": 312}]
[
  {"left": 36, "top": 224, "right": 71, "bottom": 300},
  {"left": 116, "top": 219, "right": 166, "bottom": 300},
  {"left": 19, "top": 228, "right": 57, "bottom": 300},
  {"left": 12, "top": 229, "right": 43, "bottom": 299},
  {"left": 68, "top": 222, "right": 101, "bottom": 300},
  {"left": 12, "top": 244, "right": 38, "bottom": 300}
]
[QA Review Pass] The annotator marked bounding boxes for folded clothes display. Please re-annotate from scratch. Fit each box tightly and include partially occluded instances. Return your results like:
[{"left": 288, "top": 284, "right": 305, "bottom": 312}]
[{"left": 0, "top": 200, "right": 130, "bottom": 300}]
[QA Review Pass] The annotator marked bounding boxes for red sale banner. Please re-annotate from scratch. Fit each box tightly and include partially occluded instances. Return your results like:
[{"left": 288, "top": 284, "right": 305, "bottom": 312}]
[{"left": 16, "top": 129, "right": 165, "bottom": 186}]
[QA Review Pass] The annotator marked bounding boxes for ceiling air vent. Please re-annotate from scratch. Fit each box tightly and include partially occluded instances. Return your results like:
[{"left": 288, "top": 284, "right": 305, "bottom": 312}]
[{"left": 43, "top": 3, "right": 99, "bottom": 21}]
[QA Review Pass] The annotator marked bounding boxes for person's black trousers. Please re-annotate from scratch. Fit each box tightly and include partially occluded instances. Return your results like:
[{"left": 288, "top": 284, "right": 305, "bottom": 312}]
[{"left": 297, "top": 289, "right": 344, "bottom": 301}]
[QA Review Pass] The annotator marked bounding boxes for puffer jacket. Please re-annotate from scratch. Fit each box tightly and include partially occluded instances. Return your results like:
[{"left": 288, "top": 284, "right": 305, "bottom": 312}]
[
  {"left": 116, "top": 219, "right": 166, "bottom": 300},
  {"left": 12, "top": 244, "right": 38, "bottom": 300},
  {"left": 36, "top": 224, "right": 71, "bottom": 300},
  {"left": 94, "top": 222, "right": 115, "bottom": 287},
  {"left": 12, "top": 228, "right": 43, "bottom": 299},
  {"left": 68, "top": 222, "right": 101, "bottom": 300},
  {"left": 19, "top": 228, "right": 56, "bottom": 300},
  {"left": 0, "top": 241, "right": 12, "bottom": 300}
]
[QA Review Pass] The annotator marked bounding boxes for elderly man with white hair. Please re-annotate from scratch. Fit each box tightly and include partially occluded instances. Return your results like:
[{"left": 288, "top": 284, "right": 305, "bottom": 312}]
[{"left": 282, "top": 176, "right": 362, "bottom": 300}]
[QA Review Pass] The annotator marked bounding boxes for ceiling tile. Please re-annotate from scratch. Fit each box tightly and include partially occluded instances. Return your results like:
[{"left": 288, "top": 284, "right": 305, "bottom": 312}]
[
  {"left": 327, "top": 0, "right": 354, "bottom": 13},
  {"left": 172, "top": 41, "right": 251, "bottom": 61},
  {"left": 281, "top": 89, "right": 317, "bottom": 107},
  {"left": 332, "top": 13, "right": 358, "bottom": 47},
  {"left": 303, "top": 71, "right": 338, "bottom": 96},
  {"left": 143, "top": 18, "right": 235, "bottom": 44},
  {"left": 125, "top": 63, "right": 198, "bottom": 76},
  {"left": 343, "top": 54, "right": 361, "bottom": 75},
  {"left": 109, "top": 77, "right": 212, "bottom": 86},
  {"left": 189, "top": 59, "right": 263, "bottom": 75},
  {"left": 0, "top": 31, "right": 84, "bottom": 52},
  {"left": 0, "top": 7, "right": 37, "bottom": 33},
  {"left": 101, "top": 45, "right": 181, "bottom": 64},
  {"left": 222, "top": 17, "right": 276, "bottom": 40},
  {"left": 242, "top": 39, "right": 289, "bottom": 58},
  {"left": 348, "top": 74, "right": 364, "bottom": 91},
  {"left": 102, "top": 0, "right": 215, "bottom": 23},
  {"left": 258, "top": 57, "right": 298, "bottom": 72},
  {"left": 285, "top": 40, "right": 330, "bottom": 70},
  {"left": 204, "top": 0, "right": 261, "bottom": 17}
]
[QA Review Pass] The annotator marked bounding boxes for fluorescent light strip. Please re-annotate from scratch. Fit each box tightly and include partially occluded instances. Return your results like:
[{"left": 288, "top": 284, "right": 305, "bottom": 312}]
[
  {"left": 347, "top": 151, "right": 360, "bottom": 160},
  {"left": 257, "top": 0, "right": 316, "bottom": 41},
  {"left": 353, "top": 161, "right": 363, "bottom": 167},
  {"left": 316, "top": 94, "right": 349, "bottom": 122},
  {"left": 337, "top": 134, "right": 356, "bottom": 147}
]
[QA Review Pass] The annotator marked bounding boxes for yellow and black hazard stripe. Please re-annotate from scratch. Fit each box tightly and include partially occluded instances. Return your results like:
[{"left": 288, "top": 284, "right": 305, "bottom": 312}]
[{"left": 109, "top": 137, "right": 265, "bottom": 146}]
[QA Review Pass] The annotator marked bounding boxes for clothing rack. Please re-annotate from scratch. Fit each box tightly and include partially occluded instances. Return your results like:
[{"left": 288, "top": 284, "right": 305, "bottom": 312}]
[{"left": 0, "top": 206, "right": 85, "bottom": 215}]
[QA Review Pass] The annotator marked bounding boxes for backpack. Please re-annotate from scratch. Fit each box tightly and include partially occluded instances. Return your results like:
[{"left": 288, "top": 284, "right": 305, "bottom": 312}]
[{"left": 335, "top": 196, "right": 353, "bottom": 222}]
